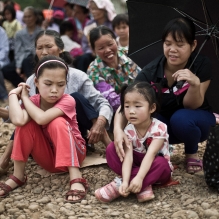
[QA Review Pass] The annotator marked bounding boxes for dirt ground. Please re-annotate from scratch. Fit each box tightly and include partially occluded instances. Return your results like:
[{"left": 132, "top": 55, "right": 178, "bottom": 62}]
[{"left": 0, "top": 81, "right": 219, "bottom": 219}]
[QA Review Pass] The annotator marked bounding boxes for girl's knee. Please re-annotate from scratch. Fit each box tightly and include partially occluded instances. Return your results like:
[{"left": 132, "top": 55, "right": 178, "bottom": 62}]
[{"left": 47, "top": 117, "right": 67, "bottom": 130}]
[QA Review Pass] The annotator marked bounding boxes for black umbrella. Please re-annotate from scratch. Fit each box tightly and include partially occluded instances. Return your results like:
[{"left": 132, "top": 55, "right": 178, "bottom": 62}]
[{"left": 127, "top": 0, "right": 219, "bottom": 113}]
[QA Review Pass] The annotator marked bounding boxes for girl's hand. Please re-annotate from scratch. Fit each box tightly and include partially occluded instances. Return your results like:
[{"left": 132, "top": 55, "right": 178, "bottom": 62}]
[
  {"left": 172, "top": 69, "right": 200, "bottom": 87},
  {"left": 87, "top": 117, "right": 106, "bottom": 144},
  {"left": 119, "top": 181, "right": 130, "bottom": 197},
  {"left": 18, "top": 83, "right": 30, "bottom": 99},
  {"left": 114, "top": 128, "right": 131, "bottom": 162},
  {"left": 127, "top": 176, "right": 143, "bottom": 193}
]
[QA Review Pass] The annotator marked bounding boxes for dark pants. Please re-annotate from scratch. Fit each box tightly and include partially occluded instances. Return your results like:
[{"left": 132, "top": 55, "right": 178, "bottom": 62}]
[
  {"left": 70, "top": 92, "right": 98, "bottom": 137},
  {"left": 0, "top": 70, "right": 7, "bottom": 100},
  {"left": 156, "top": 109, "right": 216, "bottom": 154},
  {"left": 2, "top": 54, "right": 35, "bottom": 87},
  {"left": 73, "top": 53, "right": 95, "bottom": 73}
]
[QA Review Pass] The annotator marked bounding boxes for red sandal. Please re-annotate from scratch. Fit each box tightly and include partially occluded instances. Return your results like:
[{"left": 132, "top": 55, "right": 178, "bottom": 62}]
[
  {"left": 0, "top": 175, "right": 27, "bottom": 198},
  {"left": 186, "top": 158, "right": 203, "bottom": 174},
  {"left": 65, "top": 178, "right": 89, "bottom": 203}
]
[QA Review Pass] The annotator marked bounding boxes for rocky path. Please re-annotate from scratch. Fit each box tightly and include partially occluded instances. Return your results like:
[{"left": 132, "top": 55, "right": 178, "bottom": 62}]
[{"left": 0, "top": 110, "right": 219, "bottom": 219}]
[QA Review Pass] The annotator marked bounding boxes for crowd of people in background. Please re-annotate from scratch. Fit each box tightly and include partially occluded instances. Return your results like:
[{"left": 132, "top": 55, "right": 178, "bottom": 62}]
[{"left": 0, "top": 0, "right": 130, "bottom": 103}]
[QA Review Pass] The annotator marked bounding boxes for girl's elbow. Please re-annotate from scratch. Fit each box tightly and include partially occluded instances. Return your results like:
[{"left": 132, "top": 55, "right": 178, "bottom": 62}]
[{"left": 11, "top": 118, "right": 25, "bottom": 126}]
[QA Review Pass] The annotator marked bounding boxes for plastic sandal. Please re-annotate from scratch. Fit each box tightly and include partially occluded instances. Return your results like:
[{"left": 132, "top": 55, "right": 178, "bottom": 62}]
[
  {"left": 136, "top": 185, "right": 155, "bottom": 202},
  {"left": 65, "top": 178, "right": 89, "bottom": 203},
  {"left": 186, "top": 158, "right": 203, "bottom": 174},
  {"left": 95, "top": 177, "right": 121, "bottom": 203},
  {"left": 0, "top": 175, "right": 27, "bottom": 198}
]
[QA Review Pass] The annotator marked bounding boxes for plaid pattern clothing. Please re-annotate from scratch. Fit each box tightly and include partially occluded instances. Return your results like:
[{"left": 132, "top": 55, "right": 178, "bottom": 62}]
[{"left": 87, "top": 48, "right": 141, "bottom": 93}]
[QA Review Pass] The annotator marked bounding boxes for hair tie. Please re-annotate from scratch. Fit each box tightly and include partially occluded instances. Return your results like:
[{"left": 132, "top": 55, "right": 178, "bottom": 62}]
[{"left": 36, "top": 60, "right": 68, "bottom": 77}]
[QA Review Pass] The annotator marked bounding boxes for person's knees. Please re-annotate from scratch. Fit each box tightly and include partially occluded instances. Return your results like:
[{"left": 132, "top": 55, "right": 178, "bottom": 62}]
[
  {"left": 106, "top": 142, "right": 116, "bottom": 157},
  {"left": 47, "top": 117, "right": 67, "bottom": 130}
]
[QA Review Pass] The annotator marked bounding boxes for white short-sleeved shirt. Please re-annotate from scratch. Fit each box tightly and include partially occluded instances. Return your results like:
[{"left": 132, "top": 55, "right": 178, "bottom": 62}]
[{"left": 124, "top": 118, "right": 173, "bottom": 170}]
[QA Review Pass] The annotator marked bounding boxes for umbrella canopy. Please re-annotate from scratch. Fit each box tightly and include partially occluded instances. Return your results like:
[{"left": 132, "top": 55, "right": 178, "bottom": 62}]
[
  {"left": 65, "top": 0, "right": 89, "bottom": 7},
  {"left": 127, "top": 0, "right": 219, "bottom": 113},
  {"left": 47, "top": 0, "right": 66, "bottom": 8}
]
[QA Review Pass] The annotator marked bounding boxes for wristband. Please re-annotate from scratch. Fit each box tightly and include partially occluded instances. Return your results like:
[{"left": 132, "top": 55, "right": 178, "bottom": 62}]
[{"left": 8, "top": 93, "right": 17, "bottom": 97}]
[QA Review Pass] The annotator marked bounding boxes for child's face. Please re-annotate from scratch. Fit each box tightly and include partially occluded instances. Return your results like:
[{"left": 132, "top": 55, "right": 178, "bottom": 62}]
[
  {"left": 4, "top": 10, "right": 12, "bottom": 21},
  {"left": 124, "top": 91, "right": 155, "bottom": 126},
  {"left": 114, "top": 22, "right": 129, "bottom": 39},
  {"left": 35, "top": 68, "right": 67, "bottom": 106}
]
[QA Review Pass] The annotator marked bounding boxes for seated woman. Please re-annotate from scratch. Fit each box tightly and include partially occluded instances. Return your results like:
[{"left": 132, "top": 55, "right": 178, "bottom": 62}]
[
  {"left": 87, "top": 25, "right": 141, "bottom": 112},
  {"left": 0, "top": 29, "right": 113, "bottom": 176},
  {"left": 75, "top": 0, "right": 117, "bottom": 72},
  {"left": 2, "top": 6, "right": 42, "bottom": 86},
  {"left": 113, "top": 17, "right": 216, "bottom": 174}
]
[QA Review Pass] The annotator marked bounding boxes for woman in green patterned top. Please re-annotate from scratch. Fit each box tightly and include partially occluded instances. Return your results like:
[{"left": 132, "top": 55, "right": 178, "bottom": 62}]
[{"left": 87, "top": 25, "right": 141, "bottom": 112}]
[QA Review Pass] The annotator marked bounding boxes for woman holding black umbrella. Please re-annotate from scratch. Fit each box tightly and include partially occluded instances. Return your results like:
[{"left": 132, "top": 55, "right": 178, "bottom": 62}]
[{"left": 113, "top": 17, "right": 216, "bottom": 174}]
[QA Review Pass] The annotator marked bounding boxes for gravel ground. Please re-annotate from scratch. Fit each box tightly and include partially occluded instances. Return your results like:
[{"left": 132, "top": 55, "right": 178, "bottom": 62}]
[{"left": 0, "top": 82, "right": 219, "bottom": 219}]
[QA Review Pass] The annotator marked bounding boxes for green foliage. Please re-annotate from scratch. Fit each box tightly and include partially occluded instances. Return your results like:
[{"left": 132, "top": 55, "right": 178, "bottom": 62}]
[{"left": 15, "top": 0, "right": 49, "bottom": 10}]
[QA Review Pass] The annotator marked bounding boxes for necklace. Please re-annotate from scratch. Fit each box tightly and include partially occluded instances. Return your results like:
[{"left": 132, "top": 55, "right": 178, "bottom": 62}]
[{"left": 135, "top": 120, "right": 152, "bottom": 139}]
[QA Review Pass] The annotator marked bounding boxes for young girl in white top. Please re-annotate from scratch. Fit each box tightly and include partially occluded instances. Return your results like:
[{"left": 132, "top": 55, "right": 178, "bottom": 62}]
[
  {"left": 0, "top": 56, "right": 88, "bottom": 203},
  {"left": 95, "top": 81, "right": 173, "bottom": 203}
]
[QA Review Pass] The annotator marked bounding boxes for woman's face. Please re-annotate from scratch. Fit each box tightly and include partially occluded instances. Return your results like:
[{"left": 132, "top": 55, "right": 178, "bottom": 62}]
[
  {"left": 23, "top": 9, "right": 37, "bottom": 27},
  {"left": 163, "top": 33, "right": 197, "bottom": 69},
  {"left": 36, "top": 35, "right": 62, "bottom": 60},
  {"left": 89, "top": 1, "right": 106, "bottom": 22},
  {"left": 73, "top": 5, "right": 87, "bottom": 23},
  {"left": 94, "top": 34, "right": 118, "bottom": 66}
]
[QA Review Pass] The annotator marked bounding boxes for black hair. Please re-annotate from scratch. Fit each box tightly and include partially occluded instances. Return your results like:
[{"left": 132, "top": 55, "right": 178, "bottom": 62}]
[
  {"left": 73, "top": 4, "right": 89, "bottom": 15},
  {"left": 35, "top": 9, "right": 45, "bottom": 26},
  {"left": 64, "top": 2, "right": 74, "bottom": 9},
  {"left": 34, "top": 30, "right": 73, "bottom": 65},
  {"left": 34, "top": 55, "right": 68, "bottom": 94},
  {"left": 162, "top": 17, "right": 196, "bottom": 45},
  {"left": 3, "top": 4, "right": 16, "bottom": 20},
  {"left": 112, "top": 14, "right": 129, "bottom": 30},
  {"left": 60, "top": 20, "right": 74, "bottom": 36},
  {"left": 35, "top": 55, "right": 69, "bottom": 79},
  {"left": 89, "top": 25, "right": 116, "bottom": 50},
  {"left": 4, "top": 0, "right": 14, "bottom": 6},
  {"left": 120, "top": 81, "right": 161, "bottom": 117}
]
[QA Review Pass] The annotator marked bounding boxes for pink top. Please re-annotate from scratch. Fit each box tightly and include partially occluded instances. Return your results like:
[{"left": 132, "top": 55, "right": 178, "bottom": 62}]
[
  {"left": 124, "top": 118, "right": 173, "bottom": 171},
  {"left": 25, "top": 94, "right": 85, "bottom": 145}
]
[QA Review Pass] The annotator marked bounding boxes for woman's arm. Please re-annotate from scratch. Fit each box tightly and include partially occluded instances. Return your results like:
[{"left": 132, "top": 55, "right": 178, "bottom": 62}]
[
  {"left": 113, "top": 107, "right": 131, "bottom": 162},
  {"left": 184, "top": 79, "right": 209, "bottom": 109},
  {"left": 172, "top": 69, "right": 210, "bottom": 109},
  {"left": 127, "top": 139, "right": 164, "bottom": 193},
  {"left": 8, "top": 87, "right": 30, "bottom": 126}
]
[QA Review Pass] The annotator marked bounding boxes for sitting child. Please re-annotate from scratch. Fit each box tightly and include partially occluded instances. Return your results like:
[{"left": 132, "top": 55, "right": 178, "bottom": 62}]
[
  {"left": 112, "top": 14, "right": 129, "bottom": 51},
  {"left": 60, "top": 20, "right": 83, "bottom": 58}
]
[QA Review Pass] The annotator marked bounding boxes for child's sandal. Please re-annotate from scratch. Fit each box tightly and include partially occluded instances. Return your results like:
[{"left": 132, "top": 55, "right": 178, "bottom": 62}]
[
  {"left": 136, "top": 185, "right": 155, "bottom": 202},
  {"left": 65, "top": 178, "right": 89, "bottom": 203},
  {"left": 95, "top": 178, "right": 121, "bottom": 203},
  {"left": 0, "top": 174, "right": 27, "bottom": 198}
]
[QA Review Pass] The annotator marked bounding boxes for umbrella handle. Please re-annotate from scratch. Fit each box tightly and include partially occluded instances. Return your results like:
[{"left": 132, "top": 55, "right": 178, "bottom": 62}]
[{"left": 176, "top": 80, "right": 185, "bottom": 89}]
